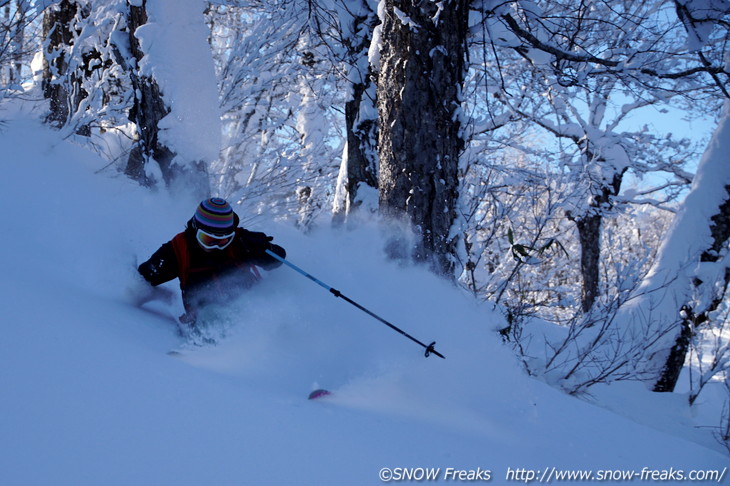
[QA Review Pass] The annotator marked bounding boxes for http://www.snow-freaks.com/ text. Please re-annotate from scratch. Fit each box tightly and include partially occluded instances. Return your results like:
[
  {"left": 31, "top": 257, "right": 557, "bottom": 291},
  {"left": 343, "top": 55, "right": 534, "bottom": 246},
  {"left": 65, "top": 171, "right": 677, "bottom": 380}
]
[{"left": 377, "top": 466, "right": 727, "bottom": 483}]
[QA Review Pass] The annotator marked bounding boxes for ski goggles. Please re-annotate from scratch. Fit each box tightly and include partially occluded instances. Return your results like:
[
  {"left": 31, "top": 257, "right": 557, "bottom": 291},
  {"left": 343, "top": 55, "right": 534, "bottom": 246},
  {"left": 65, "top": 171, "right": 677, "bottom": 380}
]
[{"left": 196, "top": 228, "right": 236, "bottom": 250}]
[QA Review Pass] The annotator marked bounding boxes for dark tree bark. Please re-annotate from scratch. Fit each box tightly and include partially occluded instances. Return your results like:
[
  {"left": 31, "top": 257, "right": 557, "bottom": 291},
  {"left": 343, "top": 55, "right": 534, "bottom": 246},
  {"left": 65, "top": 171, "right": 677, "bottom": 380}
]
[
  {"left": 41, "top": 0, "right": 95, "bottom": 135},
  {"left": 568, "top": 164, "right": 626, "bottom": 313},
  {"left": 41, "top": 0, "right": 78, "bottom": 128},
  {"left": 124, "top": 0, "right": 175, "bottom": 187},
  {"left": 377, "top": 0, "right": 469, "bottom": 276},
  {"left": 653, "top": 314, "right": 693, "bottom": 393},
  {"left": 575, "top": 214, "right": 601, "bottom": 313},
  {"left": 339, "top": 70, "right": 378, "bottom": 215},
  {"left": 333, "top": 8, "right": 379, "bottom": 223}
]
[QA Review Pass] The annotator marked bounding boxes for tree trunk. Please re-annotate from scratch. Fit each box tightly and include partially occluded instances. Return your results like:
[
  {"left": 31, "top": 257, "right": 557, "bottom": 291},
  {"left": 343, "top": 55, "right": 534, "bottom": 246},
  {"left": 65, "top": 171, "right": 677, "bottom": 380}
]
[
  {"left": 569, "top": 168, "right": 625, "bottom": 313},
  {"left": 334, "top": 75, "right": 378, "bottom": 221},
  {"left": 653, "top": 314, "right": 694, "bottom": 392},
  {"left": 377, "top": 0, "right": 468, "bottom": 276},
  {"left": 124, "top": 0, "right": 175, "bottom": 186},
  {"left": 575, "top": 214, "right": 601, "bottom": 313},
  {"left": 41, "top": 0, "right": 77, "bottom": 128},
  {"left": 333, "top": 6, "right": 379, "bottom": 224},
  {"left": 654, "top": 182, "right": 730, "bottom": 391},
  {"left": 41, "top": 0, "right": 93, "bottom": 135}
]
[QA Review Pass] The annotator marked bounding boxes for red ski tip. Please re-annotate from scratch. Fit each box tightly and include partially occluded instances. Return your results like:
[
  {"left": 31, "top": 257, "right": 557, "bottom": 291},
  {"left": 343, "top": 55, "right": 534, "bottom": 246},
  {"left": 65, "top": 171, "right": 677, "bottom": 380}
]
[{"left": 308, "top": 389, "right": 332, "bottom": 400}]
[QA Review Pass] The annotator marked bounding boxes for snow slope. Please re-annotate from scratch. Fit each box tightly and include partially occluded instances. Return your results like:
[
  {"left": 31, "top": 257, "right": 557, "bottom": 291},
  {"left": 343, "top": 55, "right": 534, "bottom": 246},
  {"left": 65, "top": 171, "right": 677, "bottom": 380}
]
[{"left": 0, "top": 111, "right": 727, "bottom": 485}]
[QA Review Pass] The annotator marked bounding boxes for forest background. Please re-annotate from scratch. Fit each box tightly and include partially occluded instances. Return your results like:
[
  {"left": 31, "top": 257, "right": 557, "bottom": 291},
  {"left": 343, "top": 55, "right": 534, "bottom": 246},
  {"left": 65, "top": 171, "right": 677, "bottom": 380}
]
[{"left": 1, "top": 0, "right": 729, "bottom": 451}]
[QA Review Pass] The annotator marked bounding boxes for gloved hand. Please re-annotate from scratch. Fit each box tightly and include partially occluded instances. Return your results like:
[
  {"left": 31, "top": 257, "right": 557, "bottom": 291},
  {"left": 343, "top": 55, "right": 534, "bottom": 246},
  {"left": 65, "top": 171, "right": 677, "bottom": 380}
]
[{"left": 238, "top": 230, "right": 273, "bottom": 253}]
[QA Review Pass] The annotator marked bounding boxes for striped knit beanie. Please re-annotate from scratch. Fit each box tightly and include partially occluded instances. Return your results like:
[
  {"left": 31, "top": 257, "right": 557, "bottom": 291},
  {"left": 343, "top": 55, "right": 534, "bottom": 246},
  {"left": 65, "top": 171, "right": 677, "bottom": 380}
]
[{"left": 193, "top": 198, "right": 235, "bottom": 235}]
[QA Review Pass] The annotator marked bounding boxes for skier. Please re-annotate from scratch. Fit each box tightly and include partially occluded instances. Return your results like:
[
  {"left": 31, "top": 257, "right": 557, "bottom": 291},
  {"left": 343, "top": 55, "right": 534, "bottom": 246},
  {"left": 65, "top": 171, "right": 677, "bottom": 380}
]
[{"left": 132, "top": 197, "right": 286, "bottom": 326}]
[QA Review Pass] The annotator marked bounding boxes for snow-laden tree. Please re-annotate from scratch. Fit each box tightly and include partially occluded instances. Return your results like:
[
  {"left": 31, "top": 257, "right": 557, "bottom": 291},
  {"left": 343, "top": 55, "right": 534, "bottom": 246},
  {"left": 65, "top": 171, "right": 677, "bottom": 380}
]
[
  {"left": 327, "top": 0, "right": 379, "bottom": 223},
  {"left": 455, "top": 120, "right": 577, "bottom": 313},
  {"left": 36, "top": 0, "right": 132, "bottom": 145},
  {"left": 376, "top": 0, "right": 470, "bottom": 276},
  {"left": 550, "top": 99, "right": 730, "bottom": 395},
  {"left": 40, "top": 0, "right": 80, "bottom": 128},
  {"left": 208, "top": 1, "right": 306, "bottom": 203},
  {"left": 639, "top": 113, "right": 730, "bottom": 391},
  {"left": 589, "top": 0, "right": 729, "bottom": 394},
  {"left": 484, "top": 0, "right": 729, "bottom": 394},
  {"left": 123, "top": 0, "right": 174, "bottom": 186},
  {"left": 471, "top": 0, "right": 717, "bottom": 313},
  {"left": 208, "top": 0, "right": 346, "bottom": 226},
  {"left": 37, "top": 0, "right": 217, "bottom": 196},
  {"left": 124, "top": 0, "right": 219, "bottom": 197}
]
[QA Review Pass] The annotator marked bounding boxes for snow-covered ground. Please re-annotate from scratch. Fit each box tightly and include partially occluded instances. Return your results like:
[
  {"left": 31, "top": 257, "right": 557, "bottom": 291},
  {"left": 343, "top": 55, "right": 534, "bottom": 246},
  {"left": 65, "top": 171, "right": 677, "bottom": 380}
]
[{"left": 1, "top": 109, "right": 728, "bottom": 485}]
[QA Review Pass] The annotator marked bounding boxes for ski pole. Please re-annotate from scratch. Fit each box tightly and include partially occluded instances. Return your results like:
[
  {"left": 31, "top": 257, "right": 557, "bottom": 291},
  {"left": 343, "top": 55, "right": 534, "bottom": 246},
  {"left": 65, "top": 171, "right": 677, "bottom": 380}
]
[{"left": 265, "top": 249, "right": 445, "bottom": 359}]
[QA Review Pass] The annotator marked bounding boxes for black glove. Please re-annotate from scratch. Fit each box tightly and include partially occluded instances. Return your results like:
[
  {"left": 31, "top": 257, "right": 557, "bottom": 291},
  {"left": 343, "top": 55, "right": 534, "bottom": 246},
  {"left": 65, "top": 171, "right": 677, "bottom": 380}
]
[{"left": 238, "top": 230, "right": 273, "bottom": 254}]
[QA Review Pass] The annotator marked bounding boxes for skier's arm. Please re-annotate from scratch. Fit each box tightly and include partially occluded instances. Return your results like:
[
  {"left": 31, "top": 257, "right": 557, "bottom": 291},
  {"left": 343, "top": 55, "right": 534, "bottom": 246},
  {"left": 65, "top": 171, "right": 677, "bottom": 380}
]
[{"left": 138, "top": 241, "right": 179, "bottom": 286}]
